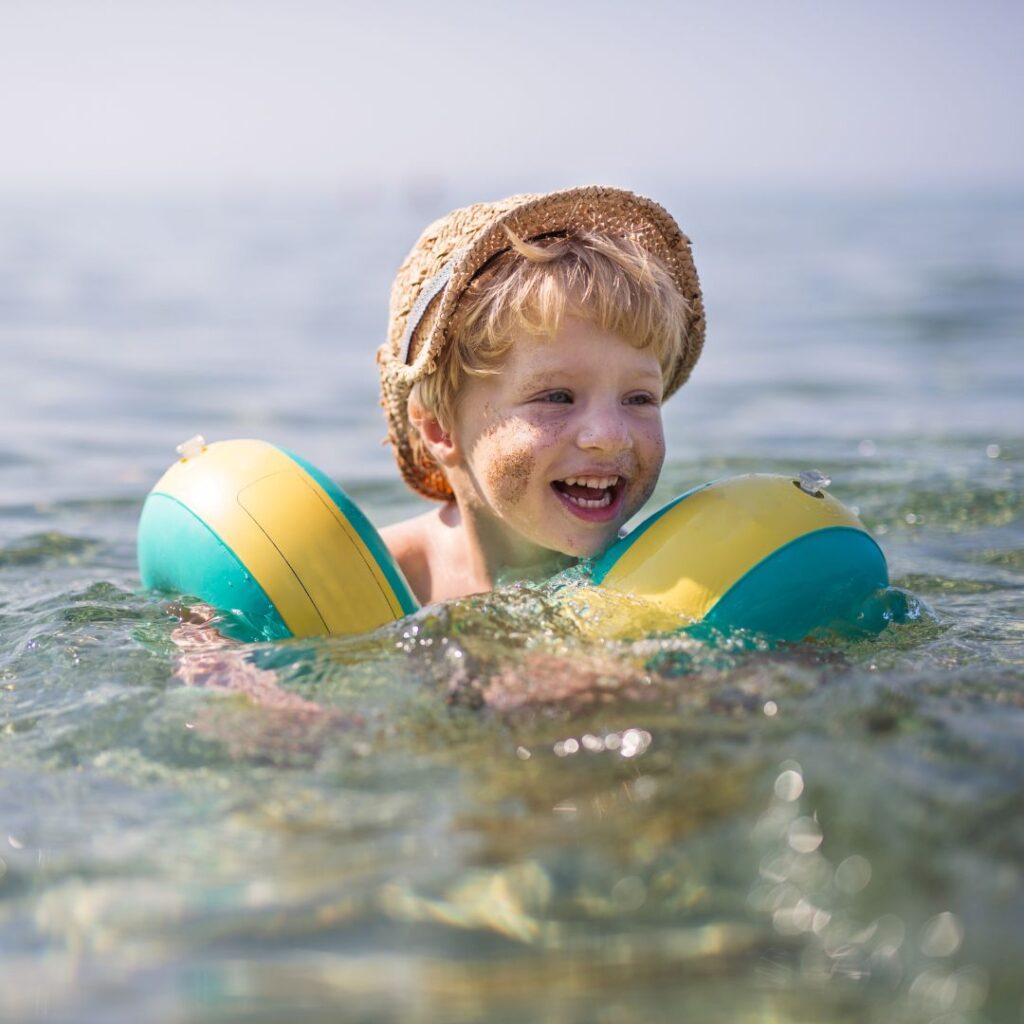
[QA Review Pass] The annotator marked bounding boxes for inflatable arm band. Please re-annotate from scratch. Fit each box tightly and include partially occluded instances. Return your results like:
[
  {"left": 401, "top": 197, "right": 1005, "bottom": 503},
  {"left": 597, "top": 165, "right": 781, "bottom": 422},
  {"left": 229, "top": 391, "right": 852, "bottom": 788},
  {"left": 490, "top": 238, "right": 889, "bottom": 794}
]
[{"left": 138, "top": 440, "right": 888, "bottom": 643}]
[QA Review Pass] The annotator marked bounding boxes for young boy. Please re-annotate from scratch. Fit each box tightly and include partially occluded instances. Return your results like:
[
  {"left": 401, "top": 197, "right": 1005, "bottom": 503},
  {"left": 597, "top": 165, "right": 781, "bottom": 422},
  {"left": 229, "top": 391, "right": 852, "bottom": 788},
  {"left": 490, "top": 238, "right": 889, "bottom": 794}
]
[
  {"left": 376, "top": 186, "right": 705, "bottom": 604},
  {"left": 172, "top": 186, "right": 704, "bottom": 722}
]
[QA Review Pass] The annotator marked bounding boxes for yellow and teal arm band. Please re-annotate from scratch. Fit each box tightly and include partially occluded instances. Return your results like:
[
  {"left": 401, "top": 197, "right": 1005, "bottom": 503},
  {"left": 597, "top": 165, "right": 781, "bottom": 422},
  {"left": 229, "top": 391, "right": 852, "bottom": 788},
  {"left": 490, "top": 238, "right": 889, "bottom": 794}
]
[
  {"left": 137, "top": 439, "right": 418, "bottom": 641},
  {"left": 592, "top": 474, "right": 889, "bottom": 642}
]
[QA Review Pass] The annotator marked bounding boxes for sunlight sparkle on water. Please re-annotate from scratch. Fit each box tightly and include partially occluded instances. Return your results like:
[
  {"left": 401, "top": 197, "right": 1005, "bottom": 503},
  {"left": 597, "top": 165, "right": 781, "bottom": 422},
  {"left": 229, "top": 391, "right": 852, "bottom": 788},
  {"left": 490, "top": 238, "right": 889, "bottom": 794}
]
[
  {"left": 788, "top": 817, "right": 824, "bottom": 853},
  {"left": 774, "top": 770, "right": 804, "bottom": 802},
  {"left": 834, "top": 855, "right": 872, "bottom": 894},
  {"left": 610, "top": 876, "right": 647, "bottom": 911},
  {"left": 908, "top": 964, "right": 989, "bottom": 1016},
  {"left": 745, "top": 764, "right": 997, "bottom": 1015},
  {"left": 919, "top": 911, "right": 964, "bottom": 958},
  {"left": 553, "top": 729, "right": 651, "bottom": 759}
]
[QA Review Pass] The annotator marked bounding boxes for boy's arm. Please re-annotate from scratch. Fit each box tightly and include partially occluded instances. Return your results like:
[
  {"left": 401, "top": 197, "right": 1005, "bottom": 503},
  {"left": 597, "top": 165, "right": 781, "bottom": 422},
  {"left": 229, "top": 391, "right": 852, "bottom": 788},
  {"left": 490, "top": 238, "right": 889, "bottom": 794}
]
[
  {"left": 169, "top": 603, "right": 321, "bottom": 713},
  {"left": 380, "top": 516, "right": 431, "bottom": 605}
]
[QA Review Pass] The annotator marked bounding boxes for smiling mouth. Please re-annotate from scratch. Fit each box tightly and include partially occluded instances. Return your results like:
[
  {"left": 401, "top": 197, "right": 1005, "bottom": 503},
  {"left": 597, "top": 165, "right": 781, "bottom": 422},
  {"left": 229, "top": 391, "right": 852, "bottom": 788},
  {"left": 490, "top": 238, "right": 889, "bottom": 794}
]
[{"left": 551, "top": 475, "right": 623, "bottom": 511}]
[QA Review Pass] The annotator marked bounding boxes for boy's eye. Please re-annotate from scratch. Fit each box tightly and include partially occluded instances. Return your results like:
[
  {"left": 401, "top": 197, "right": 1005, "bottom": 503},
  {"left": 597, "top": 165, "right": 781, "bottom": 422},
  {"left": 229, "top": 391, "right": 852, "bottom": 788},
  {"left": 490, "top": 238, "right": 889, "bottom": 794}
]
[
  {"left": 541, "top": 390, "right": 573, "bottom": 404},
  {"left": 624, "top": 392, "right": 658, "bottom": 406}
]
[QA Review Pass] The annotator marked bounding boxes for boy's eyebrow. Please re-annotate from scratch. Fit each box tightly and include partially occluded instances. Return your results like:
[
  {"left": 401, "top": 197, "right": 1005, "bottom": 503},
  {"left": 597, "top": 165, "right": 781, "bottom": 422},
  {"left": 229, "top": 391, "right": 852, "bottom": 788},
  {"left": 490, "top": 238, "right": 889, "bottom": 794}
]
[
  {"left": 517, "top": 367, "right": 663, "bottom": 393},
  {"left": 518, "top": 372, "right": 561, "bottom": 392},
  {"left": 630, "top": 367, "right": 664, "bottom": 384}
]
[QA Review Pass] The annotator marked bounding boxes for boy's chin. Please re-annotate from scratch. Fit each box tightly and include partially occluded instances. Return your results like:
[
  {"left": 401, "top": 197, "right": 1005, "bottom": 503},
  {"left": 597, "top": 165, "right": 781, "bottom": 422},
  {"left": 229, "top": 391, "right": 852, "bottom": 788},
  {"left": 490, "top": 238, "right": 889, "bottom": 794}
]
[{"left": 553, "top": 530, "right": 620, "bottom": 561}]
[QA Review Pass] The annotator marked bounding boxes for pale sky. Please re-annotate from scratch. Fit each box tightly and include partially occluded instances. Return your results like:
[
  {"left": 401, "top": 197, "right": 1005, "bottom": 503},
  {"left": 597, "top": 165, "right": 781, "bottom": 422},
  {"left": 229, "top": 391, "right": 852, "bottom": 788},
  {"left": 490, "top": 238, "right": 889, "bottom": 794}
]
[{"left": 1, "top": 0, "right": 1021, "bottom": 194}]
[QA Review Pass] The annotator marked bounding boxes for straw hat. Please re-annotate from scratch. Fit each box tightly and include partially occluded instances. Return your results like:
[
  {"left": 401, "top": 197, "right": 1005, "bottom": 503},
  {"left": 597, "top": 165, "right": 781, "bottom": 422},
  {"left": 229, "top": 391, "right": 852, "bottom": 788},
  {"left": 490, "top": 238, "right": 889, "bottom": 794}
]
[{"left": 377, "top": 185, "right": 705, "bottom": 501}]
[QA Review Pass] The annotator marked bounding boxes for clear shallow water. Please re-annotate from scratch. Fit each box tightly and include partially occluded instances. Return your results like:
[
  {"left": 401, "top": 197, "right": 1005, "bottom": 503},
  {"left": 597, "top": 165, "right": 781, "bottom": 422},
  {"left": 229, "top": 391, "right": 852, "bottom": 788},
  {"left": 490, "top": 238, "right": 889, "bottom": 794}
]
[{"left": 1, "top": 188, "right": 1022, "bottom": 1023}]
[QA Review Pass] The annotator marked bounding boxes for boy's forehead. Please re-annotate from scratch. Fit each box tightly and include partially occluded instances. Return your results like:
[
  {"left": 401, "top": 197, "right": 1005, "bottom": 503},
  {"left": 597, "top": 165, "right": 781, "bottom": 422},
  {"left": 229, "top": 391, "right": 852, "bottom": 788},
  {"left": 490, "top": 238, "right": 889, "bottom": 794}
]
[{"left": 509, "top": 344, "right": 663, "bottom": 389}]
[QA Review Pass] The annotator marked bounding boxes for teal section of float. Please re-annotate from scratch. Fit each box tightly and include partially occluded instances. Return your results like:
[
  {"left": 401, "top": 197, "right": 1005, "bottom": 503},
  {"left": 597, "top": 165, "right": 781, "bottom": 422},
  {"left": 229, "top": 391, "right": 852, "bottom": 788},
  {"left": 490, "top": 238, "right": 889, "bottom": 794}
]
[
  {"left": 137, "top": 491, "right": 292, "bottom": 641},
  {"left": 705, "top": 526, "right": 890, "bottom": 641}
]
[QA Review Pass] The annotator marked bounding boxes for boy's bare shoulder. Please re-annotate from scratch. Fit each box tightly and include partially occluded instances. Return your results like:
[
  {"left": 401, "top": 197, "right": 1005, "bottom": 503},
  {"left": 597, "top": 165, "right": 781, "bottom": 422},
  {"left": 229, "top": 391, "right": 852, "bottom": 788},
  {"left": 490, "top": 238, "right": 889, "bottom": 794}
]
[
  {"left": 380, "top": 510, "right": 441, "bottom": 605},
  {"left": 381, "top": 503, "right": 472, "bottom": 606},
  {"left": 380, "top": 512, "right": 430, "bottom": 561}
]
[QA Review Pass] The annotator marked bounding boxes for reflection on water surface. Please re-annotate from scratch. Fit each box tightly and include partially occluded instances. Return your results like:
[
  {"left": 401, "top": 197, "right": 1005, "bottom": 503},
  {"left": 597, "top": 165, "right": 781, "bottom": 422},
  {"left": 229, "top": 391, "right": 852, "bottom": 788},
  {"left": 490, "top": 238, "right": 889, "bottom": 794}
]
[{"left": 1, "top": 191, "right": 1022, "bottom": 1022}]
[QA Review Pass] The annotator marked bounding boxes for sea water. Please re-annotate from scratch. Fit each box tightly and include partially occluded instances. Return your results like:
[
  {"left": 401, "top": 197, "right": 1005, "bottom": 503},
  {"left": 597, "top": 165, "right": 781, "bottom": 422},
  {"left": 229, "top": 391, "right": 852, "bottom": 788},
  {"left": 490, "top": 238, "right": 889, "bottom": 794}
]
[{"left": 1, "top": 188, "right": 1021, "bottom": 1023}]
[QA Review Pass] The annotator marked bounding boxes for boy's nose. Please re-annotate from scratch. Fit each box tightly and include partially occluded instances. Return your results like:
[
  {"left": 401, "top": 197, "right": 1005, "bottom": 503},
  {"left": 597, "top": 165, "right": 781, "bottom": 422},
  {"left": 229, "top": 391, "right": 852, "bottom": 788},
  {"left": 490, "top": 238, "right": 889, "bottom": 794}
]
[{"left": 575, "top": 407, "right": 632, "bottom": 453}]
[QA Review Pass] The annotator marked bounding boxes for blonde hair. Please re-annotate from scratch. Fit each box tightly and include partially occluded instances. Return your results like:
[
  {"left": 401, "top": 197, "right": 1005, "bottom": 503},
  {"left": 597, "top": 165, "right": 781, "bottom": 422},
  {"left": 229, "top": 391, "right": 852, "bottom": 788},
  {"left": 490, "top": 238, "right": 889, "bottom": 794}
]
[{"left": 410, "top": 228, "right": 691, "bottom": 463}]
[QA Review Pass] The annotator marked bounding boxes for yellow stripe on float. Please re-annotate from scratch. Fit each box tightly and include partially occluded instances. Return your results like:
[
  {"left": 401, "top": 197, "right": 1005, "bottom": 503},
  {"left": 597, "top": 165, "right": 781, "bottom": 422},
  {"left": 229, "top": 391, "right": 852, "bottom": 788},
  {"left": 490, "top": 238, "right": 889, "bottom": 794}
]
[
  {"left": 152, "top": 439, "right": 401, "bottom": 637},
  {"left": 600, "top": 475, "right": 868, "bottom": 620},
  {"left": 236, "top": 468, "right": 404, "bottom": 634}
]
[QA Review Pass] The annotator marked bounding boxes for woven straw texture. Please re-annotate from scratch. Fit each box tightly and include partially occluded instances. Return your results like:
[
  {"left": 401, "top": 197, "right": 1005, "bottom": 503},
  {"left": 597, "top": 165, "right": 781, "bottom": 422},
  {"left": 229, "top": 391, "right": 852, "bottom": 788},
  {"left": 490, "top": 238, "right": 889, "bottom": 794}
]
[{"left": 377, "top": 185, "right": 705, "bottom": 501}]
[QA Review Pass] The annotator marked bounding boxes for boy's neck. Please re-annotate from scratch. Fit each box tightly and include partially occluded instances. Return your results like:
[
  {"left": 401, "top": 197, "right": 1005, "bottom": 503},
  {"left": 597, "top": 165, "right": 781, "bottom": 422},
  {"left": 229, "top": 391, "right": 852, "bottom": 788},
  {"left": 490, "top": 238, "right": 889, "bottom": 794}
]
[{"left": 440, "top": 500, "right": 575, "bottom": 593}]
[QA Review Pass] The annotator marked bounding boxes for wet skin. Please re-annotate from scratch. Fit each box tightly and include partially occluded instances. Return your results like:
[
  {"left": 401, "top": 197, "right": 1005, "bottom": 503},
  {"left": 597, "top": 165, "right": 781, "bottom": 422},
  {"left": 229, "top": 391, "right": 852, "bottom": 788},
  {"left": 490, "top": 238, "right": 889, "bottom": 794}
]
[
  {"left": 170, "top": 322, "right": 668, "bottom": 706},
  {"left": 382, "top": 318, "right": 667, "bottom": 602},
  {"left": 425, "top": 318, "right": 667, "bottom": 588}
]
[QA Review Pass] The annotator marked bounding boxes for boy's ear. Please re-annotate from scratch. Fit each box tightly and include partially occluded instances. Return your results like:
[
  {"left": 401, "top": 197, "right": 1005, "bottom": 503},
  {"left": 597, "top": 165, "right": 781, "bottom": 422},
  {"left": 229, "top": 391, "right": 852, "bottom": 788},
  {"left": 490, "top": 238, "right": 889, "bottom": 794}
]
[{"left": 408, "top": 393, "right": 459, "bottom": 467}]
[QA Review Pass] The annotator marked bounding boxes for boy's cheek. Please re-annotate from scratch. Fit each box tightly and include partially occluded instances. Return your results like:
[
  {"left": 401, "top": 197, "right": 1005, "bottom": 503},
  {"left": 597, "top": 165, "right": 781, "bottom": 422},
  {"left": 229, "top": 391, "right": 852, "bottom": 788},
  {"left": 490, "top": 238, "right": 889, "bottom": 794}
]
[
  {"left": 632, "top": 427, "right": 666, "bottom": 505},
  {"left": 458, "top": 413, "right": 543, "bottom": 507},
  {"left": 645, "top": 424, "right": 666, "bottom": 460},
  {"left": 485, "top": 443, "right": 536, "bottom": 506},
  {"left": 636, "top": 418, "right": 666, "bottom": 464}
]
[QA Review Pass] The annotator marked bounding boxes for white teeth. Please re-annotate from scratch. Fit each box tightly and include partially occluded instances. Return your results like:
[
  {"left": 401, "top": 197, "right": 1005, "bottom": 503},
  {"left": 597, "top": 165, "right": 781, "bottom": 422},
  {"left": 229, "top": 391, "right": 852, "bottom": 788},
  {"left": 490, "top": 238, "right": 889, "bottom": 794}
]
[
  {"left": 564, "top": 492, "right": 613, "bottom": 509},
  {"left": 561, "top": 475, "right": 620, "bottom": 490}
]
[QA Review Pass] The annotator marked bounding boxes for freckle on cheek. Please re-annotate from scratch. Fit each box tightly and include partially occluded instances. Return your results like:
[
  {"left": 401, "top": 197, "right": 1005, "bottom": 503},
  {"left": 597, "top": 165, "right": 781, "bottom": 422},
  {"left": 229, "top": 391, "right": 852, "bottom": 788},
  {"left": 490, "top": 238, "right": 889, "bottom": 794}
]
[
  {"left": 486, "top": 444, "right": 535, "bottom": 505},
  {"left": 634, "top": 433, "right": 666, "bottom": 506}
]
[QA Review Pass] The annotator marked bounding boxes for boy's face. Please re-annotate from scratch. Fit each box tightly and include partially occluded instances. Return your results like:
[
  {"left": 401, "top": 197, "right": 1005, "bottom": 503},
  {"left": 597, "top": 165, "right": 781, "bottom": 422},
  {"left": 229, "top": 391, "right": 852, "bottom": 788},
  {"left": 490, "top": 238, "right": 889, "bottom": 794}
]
[{"left": 448, "top": 317, "right": 666, "bottom": 562}]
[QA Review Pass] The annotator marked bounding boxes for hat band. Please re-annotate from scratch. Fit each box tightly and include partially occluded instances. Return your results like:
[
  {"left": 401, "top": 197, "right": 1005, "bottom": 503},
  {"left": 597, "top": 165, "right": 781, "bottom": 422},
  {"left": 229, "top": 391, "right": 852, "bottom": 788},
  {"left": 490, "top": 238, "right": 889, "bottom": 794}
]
[{"left": 399, "top": 248, "right": 468, "bottom": 364}]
